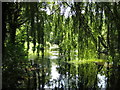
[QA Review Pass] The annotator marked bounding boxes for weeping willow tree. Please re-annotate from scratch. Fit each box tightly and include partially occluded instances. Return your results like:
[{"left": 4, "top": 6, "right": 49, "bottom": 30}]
[
  {"left": 2, "top": 1, "right": 120, "bottom": 89},
  {"left": 54, "top": 2, "right": 120, "bottom": 64}
]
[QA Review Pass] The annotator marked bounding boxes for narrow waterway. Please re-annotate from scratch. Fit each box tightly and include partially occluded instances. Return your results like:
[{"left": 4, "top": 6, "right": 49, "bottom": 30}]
[
  {"left": 43, "top": 45, "right": 108, "bottom": 89},
  {"left": 11, "top": 44, "right": 120, "bottom": 90}
]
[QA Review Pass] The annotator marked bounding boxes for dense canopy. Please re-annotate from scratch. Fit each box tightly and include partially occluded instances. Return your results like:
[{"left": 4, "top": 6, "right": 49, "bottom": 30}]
[{"left": 2, "top": 2, "right": 120, "bottom": 89}]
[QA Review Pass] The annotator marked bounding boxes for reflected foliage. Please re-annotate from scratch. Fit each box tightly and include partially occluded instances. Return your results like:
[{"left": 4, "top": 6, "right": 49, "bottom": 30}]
[{"left": 2, "top": 2, "right": 120, "bottom": 90}]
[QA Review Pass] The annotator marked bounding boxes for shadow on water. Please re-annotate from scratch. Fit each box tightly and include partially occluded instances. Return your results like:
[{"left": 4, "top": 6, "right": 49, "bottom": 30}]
[
  {"left": 3, "top": 46, "right": 120, "bottom": 90},
  {"left": 25, "top": 50, "right": 120, "bottom": 90}
]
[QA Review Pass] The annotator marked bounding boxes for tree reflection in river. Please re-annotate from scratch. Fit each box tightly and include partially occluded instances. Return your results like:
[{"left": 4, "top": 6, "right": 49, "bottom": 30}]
[
  {"left": 38, "top": 49, "right": 120, "bottom": 90},
  {"left": 2, "top": 46, "right": 120, "bottom": 90}
]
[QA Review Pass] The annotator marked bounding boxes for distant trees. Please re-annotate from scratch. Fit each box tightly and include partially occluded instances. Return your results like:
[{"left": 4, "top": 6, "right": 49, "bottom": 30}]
[{"left": 2, "top": 2, "right": 120, "bottom": 88}]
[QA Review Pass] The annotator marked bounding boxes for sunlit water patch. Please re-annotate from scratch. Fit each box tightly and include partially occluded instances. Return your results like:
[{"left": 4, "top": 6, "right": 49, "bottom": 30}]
[
  {"left": 49, "top": 56, "right": 58, "bottom": 59},
  {"left": 45, "top": 62, "right": 60, "bottom": 88},
  {"left": 51, "top": 51, "right": 59, "bottom": 56},
  {"left": 98, "top": 74, "right": 107, "bottom": 89},
  {"left": 51, "top": 63, "right": 60, "bottom": 80},
  {"left": 49, "top": 44, "right": 59, "bottom": 50}
]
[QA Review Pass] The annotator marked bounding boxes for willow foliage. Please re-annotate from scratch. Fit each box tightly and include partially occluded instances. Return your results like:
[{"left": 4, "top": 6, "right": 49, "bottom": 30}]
[{"left": 3, "top": 2, "right": 120, "bottom": 64}]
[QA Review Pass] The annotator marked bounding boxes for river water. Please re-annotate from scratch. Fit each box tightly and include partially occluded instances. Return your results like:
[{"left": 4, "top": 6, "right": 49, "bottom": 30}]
[
  {"left": 44, "top": 49, "right": 107, "bottom": 89},
  {"left": 16, "top": 45, "right": 120, "bottom": 90}
]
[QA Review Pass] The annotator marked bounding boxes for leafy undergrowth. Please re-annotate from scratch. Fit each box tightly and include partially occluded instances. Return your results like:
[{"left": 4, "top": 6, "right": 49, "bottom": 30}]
[{"left": 67, "top": 59, "right": 106, "bottom": 65}]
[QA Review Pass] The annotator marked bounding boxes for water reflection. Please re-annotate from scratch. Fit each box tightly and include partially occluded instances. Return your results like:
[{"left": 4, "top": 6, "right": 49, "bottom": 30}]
[
  {"left": 45, "top": 62, "right": 60, "bottom": 88},
  {"left": 22, "top": 57, "right": 119, "bottom": 90},
  {"left": 4, "top": 46, "right": 120, "bottom": 90},
  {"left": 44, "top": 49, "right": 120, "bottom": 90},
  {"left": 49, "top": 56, "right": 58, "bottom": 59},
  {"left": 97, "top": 74, "right": 107, "bottom": 89}
]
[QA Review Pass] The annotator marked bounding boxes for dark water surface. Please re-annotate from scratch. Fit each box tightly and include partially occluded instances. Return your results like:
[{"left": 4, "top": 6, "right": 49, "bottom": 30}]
[
  {"left": 20, "top": 47, "right": 120, "bottom": 90},
  {"left": 3, "top": 45, "right": 120, "bottom": 90}
]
